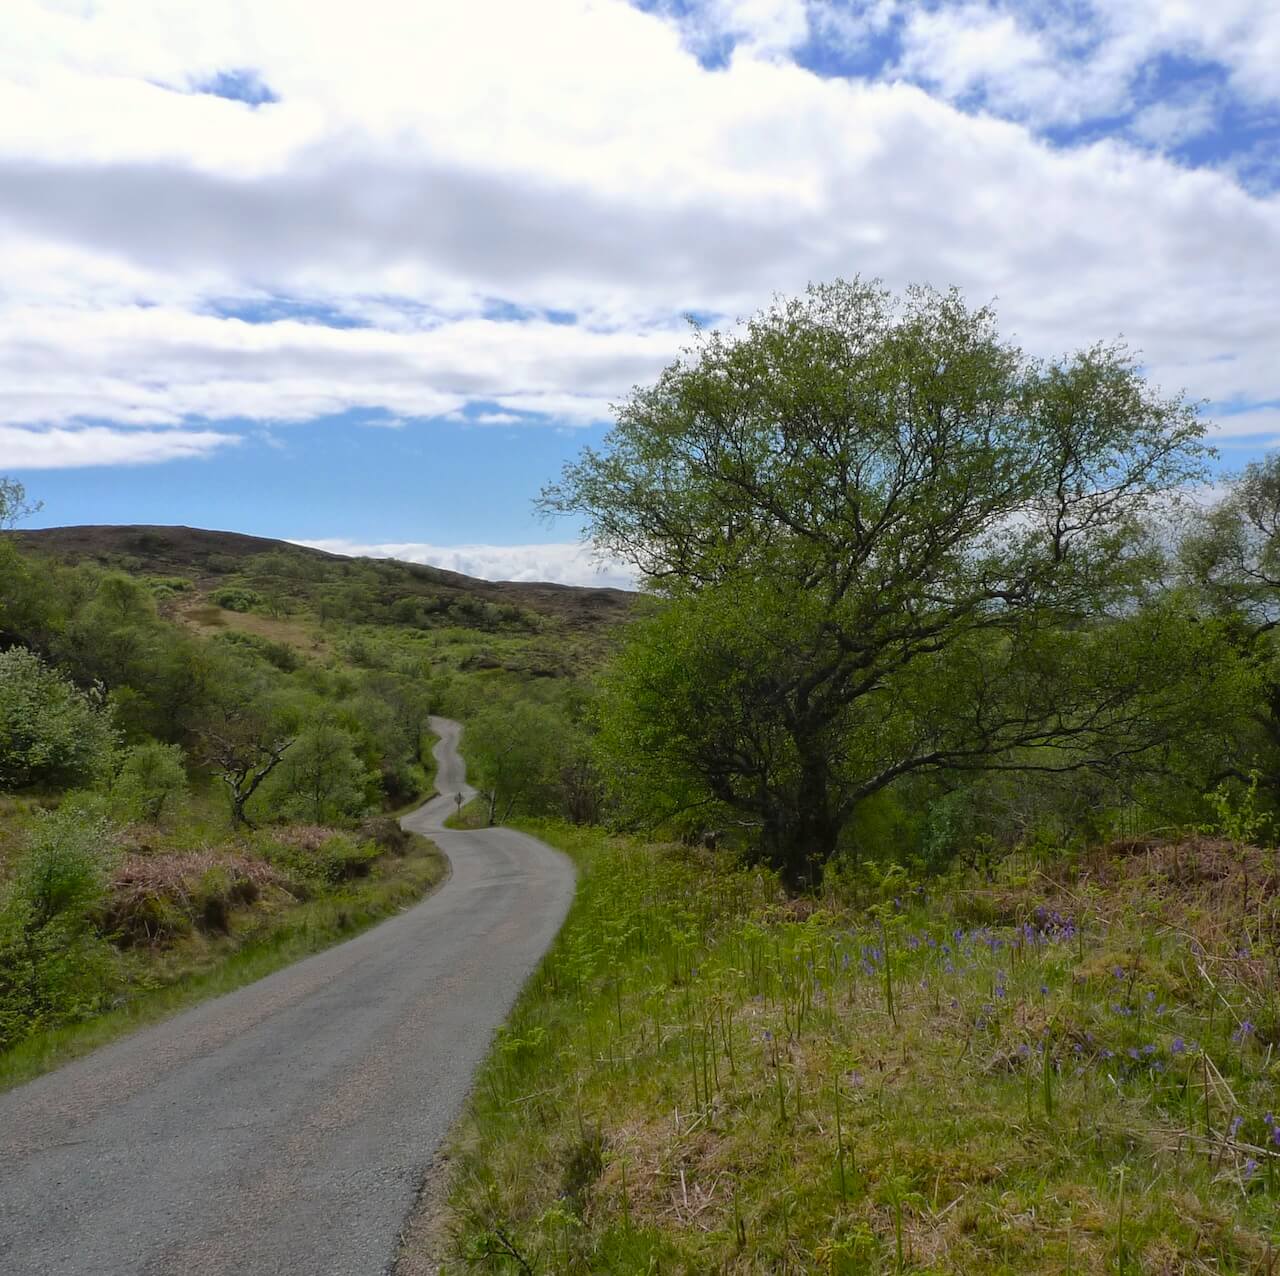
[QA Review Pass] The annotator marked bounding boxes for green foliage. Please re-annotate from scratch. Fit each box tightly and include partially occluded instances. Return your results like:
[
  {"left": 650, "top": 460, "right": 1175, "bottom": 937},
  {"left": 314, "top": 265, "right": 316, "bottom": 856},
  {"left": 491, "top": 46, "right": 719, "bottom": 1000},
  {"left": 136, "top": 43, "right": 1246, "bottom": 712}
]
[
  {"left": 464, "top": 698, "right": 573, "bottom": 824},
  {"left": 548, "top": 280, "right": 1212, "bottom": 880},
  {"left": 0, "top": 803, "right": 118, "bottom": 1051},
  {"left": 211, "top": 629, "right": 300, "bottom": 672},
  {"left": 442, "top": 822, "right": 1280, "bottom": 1274},
  {"left": 261, "top": 724, "right": 371, "bottom": 825},
  {"left": 0, "top": 477, "right": 40, "bottom": 529},
  {"left": 110, "top": 741, "right": 188, "bottom": 823},
  {"left": 256, "top": 830, "right": 380, "bottom": 886},
  {"left": 0, "top": 647, "right": 117, "bottom": 791},
  {"left": 209, "top": 585, "right": 263, "bottom": 613}
]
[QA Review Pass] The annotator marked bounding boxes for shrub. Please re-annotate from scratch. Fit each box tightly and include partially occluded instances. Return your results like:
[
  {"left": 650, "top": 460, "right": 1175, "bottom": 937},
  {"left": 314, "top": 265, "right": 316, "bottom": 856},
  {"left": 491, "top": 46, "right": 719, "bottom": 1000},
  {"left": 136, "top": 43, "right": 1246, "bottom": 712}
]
[
  {"left": 211, "top": 630, "right": 300, "bottom": 672},
  {"left": 255, "top": 826, "right": 381, "bottom": 885},
  {"left": 110, "top": 741, "right": 188, "bottom": 823},
  {"left": 0, "top": 648, "right": 117, "bottom": 791},
  {"left": 0, "top": 804, "right": 119, "bottom": 1049},
  {"left": 357, "top": 815, "right": 412, "bottom": 856},
  {"left": 209, "top": 586, "right": 263, "bottom": 613}
]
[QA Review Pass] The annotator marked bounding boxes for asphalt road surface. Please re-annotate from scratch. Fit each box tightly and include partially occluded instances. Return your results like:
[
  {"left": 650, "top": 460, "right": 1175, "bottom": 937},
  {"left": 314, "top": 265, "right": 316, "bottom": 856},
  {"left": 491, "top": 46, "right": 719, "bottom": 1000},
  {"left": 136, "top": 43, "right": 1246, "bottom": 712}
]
[{"left": 0, "top": 717, "right": 575, "bottom": 1275}]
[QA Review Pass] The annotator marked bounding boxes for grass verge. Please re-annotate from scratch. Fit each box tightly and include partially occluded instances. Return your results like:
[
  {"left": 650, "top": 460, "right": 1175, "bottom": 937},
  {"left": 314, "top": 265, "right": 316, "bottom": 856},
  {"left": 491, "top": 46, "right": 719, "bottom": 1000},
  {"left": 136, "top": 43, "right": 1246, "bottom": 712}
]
[
  {"left": 431, "top": 822, "right": 1280, "bottom": 1274},
  {"left": 0, "top": 832, "right": 447, "bottom": 1091}
]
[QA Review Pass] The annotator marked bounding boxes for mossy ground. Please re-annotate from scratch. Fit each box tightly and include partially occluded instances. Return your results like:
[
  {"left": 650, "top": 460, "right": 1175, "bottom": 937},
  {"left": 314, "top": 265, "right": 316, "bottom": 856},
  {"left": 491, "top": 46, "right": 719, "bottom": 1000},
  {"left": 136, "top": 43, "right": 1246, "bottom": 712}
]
[{"left": 434, "top": 823, "right": 1280, "bottom": 1274}]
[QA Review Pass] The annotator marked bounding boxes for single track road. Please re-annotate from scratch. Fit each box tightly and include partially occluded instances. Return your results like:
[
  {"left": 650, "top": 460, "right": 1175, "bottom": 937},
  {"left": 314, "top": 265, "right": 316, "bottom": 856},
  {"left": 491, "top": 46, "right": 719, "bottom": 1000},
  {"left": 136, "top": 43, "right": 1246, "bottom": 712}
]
[{"left": 0, "top": 717, "right": 575, "bottom": 1275}]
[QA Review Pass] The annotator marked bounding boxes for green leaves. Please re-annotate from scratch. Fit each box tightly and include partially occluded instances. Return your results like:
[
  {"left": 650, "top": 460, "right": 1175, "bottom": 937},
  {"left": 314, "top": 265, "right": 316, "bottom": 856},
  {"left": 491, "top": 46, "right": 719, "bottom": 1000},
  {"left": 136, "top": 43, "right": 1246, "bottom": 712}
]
[
  {"left": 554, "top": 279, "right": 1211, "bottom": 881},
  {"left": 0, "top": 647, "right": 117, "bottom": 792}
]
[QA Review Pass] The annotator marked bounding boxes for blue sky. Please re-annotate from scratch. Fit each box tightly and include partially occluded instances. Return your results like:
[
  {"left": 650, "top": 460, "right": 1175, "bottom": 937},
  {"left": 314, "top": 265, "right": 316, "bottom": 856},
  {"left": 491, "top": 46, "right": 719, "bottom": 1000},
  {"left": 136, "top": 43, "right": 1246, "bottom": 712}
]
[{"left": 2, "top": 0, "right": 1278, "bottom": 584}]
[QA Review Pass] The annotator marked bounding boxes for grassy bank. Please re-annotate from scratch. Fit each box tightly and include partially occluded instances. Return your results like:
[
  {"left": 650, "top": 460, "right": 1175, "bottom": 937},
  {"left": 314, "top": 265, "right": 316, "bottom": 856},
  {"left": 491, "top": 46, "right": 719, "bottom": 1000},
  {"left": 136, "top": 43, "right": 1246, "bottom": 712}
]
[
  {"left": 433, "top": 822, "right": 1280, "bottom": 1273},
  {"left": 0, "top": 830, "right": 446, "bottom": 1091}
]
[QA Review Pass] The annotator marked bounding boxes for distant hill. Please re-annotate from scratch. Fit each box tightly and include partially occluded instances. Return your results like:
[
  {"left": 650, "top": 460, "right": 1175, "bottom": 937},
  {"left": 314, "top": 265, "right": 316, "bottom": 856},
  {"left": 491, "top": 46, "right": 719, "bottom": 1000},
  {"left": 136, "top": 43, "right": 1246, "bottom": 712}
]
[{"left": 7, "top": 524, "right": 636, "bottom": 633}]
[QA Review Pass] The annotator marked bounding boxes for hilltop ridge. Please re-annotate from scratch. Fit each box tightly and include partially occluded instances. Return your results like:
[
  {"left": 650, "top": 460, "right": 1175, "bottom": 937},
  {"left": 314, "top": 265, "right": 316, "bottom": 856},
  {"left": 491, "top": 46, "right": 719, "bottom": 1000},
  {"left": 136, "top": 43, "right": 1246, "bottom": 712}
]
[{"left": 7, "top": 523, "right": 635, "bottom": 632}]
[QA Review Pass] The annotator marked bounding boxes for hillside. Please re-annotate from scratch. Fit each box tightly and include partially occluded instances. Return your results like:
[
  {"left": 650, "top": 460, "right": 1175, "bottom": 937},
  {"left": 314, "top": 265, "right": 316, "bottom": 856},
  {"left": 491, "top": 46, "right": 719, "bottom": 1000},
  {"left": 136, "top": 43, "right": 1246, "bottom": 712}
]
[{"left": 7, "top": 524, "right": 635, "bottom": 634}]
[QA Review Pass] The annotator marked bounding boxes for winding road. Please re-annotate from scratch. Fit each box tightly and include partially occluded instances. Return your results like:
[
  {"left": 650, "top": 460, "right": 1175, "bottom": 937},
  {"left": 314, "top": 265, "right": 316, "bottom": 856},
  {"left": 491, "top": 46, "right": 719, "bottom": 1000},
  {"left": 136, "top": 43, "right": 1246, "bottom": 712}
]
[{"left": 0, "top": 717, "right": 575, "bottom": 1275}]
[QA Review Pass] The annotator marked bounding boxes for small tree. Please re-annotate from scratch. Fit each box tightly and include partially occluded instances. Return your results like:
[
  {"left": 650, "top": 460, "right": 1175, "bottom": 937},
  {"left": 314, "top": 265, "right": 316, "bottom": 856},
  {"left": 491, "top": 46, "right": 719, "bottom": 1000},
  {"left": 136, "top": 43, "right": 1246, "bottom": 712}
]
[
  {"left": 0, "top": 648, "right": 116, "bottom": 791},
  {"left": 0, "top": 477, "right": 40, "bottom": 529},
  {"left": 110, "top": 741, "right": 188, "bottom": 823},
  {"left": 465, "top": 701, "right": 562, "bottom": 825},
  {"left": 1178, "top": 455, "right": 1280, "bottom": 800},
  {"left": 268, "top": 724, "right": 370, "bottom": 824},
  {"left": 197, "top": 654, "right": 295, "bottom": 828}
]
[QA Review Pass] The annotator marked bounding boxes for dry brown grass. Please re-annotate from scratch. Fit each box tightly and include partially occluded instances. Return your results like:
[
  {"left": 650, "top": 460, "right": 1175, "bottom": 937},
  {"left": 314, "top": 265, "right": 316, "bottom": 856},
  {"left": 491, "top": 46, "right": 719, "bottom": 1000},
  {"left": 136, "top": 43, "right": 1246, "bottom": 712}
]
[
  {"left": 106, "top": 850, "right": 289, "bottom": 944},
  {"left": 176, "top": 599, "right": 328, "bottom": 654}
]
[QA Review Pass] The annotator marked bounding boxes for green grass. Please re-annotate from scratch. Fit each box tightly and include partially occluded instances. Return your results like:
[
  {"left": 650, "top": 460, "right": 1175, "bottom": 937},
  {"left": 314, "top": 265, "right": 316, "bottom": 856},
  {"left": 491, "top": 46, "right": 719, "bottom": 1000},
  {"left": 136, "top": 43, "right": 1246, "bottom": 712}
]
[
  {"left": 432, "top": 823, "right": 1280, "bottom": 1273},
  {"left": 0, "top": 833, "right": 446, "bottom": 1091}
]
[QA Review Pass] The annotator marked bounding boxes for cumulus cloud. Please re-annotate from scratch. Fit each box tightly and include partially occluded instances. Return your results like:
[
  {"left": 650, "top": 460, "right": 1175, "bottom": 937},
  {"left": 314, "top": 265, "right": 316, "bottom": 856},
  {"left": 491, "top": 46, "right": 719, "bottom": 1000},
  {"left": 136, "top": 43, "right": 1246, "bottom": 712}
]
[
  {"left": 293, "top": 538, "right": 638, "bottom": 589},
  {"left": 0, "top": 0, "right": 1276, "bottom": 474}
]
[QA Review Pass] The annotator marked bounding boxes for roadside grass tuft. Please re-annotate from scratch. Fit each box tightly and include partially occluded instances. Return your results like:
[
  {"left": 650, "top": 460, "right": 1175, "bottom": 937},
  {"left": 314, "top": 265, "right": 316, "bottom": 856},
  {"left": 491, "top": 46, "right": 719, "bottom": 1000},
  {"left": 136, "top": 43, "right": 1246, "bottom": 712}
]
[{"left": 435, "top": 823, "right": 1280, "bottom": 1273}]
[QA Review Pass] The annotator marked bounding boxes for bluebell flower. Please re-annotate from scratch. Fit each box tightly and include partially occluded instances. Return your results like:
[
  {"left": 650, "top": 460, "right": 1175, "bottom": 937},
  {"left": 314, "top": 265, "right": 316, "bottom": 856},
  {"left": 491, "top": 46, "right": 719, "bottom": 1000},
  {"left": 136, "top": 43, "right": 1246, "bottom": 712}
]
[{"left": 1244, "top": 1158, "right": 1258, "bottom": 1181}]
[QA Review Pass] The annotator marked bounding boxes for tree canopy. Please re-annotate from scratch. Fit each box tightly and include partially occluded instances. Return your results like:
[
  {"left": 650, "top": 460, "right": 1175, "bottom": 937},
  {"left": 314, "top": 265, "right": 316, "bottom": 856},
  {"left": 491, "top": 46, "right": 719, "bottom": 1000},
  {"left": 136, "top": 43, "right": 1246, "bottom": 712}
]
[{"left": 543, "top": 279, "right": 1212, "bottom": 883}]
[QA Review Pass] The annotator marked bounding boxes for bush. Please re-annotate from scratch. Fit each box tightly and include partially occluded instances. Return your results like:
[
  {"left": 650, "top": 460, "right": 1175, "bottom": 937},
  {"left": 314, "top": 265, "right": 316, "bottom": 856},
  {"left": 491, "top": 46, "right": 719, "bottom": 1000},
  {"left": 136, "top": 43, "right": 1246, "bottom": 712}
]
[
  {"left": 209, "top": 586, "right": 263, "bottom": 613},
  {"left": 0, "top": 805, "right": 119, "bottom": 1049},
  {"left": 110, "top": 741, "right": 187, "bottom": 823},
  {"left": 211, "top": 630, "right": 300, "bottom": 672},
  {"left": 0, "top": 648, "right": 117, "bottom": 791},
  {"left": 255, "top": 827, "right": 381, "bottom": 885},
  {"left": 105, "top": 851, "right": 282, "bottom": 945}
]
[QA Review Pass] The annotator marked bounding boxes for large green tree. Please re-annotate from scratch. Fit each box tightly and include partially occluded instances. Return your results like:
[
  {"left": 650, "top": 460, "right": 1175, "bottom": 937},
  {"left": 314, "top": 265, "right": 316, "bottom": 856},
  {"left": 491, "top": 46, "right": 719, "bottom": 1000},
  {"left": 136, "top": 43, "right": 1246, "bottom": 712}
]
[{"left": 543, "top": 280, "right": 1210, "bottom": 883}]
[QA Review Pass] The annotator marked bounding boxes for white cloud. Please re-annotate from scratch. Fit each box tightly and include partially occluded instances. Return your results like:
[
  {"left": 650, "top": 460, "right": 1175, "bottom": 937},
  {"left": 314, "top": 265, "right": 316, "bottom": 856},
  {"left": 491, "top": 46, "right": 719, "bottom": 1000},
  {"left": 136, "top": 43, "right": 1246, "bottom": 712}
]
[
  {"left": 0, "top": 303, "right": 675, "bottom": 428},
  {"left": 0, "top": 0, "right": 1276, "bottom": 464},
  {"left": 1129, "top": 95, "right": 1220, "bottom": 149},
  {"left": 1204, "top": 407, "right": 1280, "bottom": 439},
  {"left": 293, "top": 538, "right": 637, "bottom": 589},
  {"left": 895, "top": 1, "right": 1280, "bottom": 128},
  {"left": 0, "top": 424, "right": 236, "bottom": 468}
]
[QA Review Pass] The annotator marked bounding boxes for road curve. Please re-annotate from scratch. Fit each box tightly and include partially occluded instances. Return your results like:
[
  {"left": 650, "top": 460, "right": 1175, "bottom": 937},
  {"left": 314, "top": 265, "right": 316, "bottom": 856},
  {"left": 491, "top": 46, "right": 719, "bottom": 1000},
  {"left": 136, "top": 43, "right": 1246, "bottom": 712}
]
[{"left": 0, "top": 717, "right": 574, "bottom": 1276}]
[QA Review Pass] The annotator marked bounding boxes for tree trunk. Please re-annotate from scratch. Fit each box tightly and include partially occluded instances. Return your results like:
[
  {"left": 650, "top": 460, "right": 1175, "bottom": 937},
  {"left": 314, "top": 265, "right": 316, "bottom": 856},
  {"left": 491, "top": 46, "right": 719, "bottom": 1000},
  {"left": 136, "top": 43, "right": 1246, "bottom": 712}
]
[{"left": 761, "top": 750, "right": 843, "bottom": 891}]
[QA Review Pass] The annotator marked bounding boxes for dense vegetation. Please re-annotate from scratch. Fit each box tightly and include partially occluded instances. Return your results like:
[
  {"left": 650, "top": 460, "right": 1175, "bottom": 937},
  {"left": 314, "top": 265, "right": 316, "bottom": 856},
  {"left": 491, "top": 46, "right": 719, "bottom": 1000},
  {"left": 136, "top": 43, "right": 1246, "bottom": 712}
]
[
  {"left": 541, "top": 280, "right": 1280, "bottom": 886},
  {"left": 0, "top": 498, "right": 620, "bottom": 1075}
]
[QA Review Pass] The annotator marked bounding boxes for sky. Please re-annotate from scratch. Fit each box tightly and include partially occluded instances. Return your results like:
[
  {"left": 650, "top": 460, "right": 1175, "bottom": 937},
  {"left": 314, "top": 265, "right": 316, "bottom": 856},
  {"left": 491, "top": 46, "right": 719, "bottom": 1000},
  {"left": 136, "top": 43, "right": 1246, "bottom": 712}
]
[{"left": 3, "top": 0, "right": 1278, "bottom": 587}]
